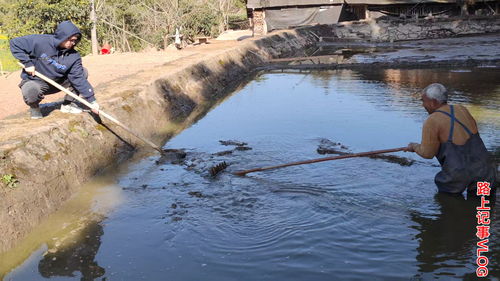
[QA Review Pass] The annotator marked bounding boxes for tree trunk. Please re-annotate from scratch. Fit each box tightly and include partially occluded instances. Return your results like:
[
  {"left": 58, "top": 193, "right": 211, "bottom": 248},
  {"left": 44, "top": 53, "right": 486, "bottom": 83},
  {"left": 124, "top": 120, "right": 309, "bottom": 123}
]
[{"left": 90, "top": 0, "right": 99, "bottom": 55}]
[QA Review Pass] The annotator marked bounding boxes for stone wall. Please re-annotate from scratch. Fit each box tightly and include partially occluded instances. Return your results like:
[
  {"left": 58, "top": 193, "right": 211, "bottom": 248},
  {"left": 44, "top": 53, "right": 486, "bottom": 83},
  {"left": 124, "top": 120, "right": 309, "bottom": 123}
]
[{"left": 329, "top": 15, "right": 500, "bottom": 42}]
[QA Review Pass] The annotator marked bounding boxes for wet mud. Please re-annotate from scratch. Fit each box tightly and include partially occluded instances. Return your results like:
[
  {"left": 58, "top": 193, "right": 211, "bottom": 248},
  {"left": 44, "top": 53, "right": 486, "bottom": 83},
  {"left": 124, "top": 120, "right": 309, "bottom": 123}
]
[
  {"left": 155, "top": 139, "right": 252, "bottom": 178},
  {"left": 217, "top": 140, "right": 253, "bottom": 153},
  {"left": 155, "top": 149, "right": 187, "bottom": 165}
]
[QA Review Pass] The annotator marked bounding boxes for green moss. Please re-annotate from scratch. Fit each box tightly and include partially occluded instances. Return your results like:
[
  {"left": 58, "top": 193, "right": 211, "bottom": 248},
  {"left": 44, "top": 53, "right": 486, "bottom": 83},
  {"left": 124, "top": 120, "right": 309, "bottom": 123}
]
[
  {"left": 68, "top": 120, "right": 81, "bottom": 133},
  {"left": 95, "top": 124, "right": 107, "bottom": 132},
  {"left": 122, "top": 105, "right": 133, "bottom": 113},
  {"left": 43, "top": 153, "right": 51, "bottom": 161},
  {"left": 57, "top": 142, "right": 69, "bottom": 155},
  {"left": 120, "top": 90, "right": 137, "bottom": 101},
  {"left": 20, "top": 139, "right": 28, "bottom": 148},
  {"left": 67, "top": 120, "right": 89, "bottom": 137},
  {"left": 218, "top": 59, "right": 225, "bottom": 66}
]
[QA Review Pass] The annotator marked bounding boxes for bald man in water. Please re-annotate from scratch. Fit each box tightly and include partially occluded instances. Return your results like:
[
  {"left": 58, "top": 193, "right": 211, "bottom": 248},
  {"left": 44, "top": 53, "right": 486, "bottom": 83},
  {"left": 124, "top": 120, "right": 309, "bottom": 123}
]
[{"left": 405, "top": 83, "right": 497, "bottom": 195}]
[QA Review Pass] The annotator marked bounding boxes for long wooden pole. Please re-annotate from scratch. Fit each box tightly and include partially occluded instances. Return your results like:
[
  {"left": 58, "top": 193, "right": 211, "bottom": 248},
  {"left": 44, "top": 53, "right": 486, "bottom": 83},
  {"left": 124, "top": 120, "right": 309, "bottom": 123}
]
[
  {"left": 18, "top": 62, "right": 165, "bottom": 155},
  {"left": 234, "top": 147, "right": 407, "bottom": 176}
]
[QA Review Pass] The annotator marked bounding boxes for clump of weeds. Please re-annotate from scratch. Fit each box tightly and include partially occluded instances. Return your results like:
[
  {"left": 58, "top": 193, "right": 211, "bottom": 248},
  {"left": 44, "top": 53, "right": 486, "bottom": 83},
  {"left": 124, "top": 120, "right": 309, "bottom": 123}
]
[{"left": 1, "top": 174, "right": 19, "bottom": 189}]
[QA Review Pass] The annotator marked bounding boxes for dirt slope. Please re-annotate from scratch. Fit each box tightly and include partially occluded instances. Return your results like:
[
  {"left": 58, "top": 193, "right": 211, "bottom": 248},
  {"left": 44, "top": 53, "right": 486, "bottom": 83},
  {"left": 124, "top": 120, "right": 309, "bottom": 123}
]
[{"left": 0, "top": 40, "right": 242, "bottom": 120}]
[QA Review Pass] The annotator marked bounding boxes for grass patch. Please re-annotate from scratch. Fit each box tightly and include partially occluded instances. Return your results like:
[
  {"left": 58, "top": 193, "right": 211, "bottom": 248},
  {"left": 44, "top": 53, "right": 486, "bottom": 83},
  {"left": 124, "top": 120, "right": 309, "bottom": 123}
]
[
  {"left": 1, "top": 174, "right": 19, "bottom": 189},
  {"left": 0, "top": 35, "right": 19, "bottom": 74}
]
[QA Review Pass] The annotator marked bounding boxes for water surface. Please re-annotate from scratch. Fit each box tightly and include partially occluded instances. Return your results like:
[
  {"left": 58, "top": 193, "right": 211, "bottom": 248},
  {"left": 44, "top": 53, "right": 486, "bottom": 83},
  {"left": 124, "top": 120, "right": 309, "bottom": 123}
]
[{"left": 4, "top": 67, "right": 499, "bottom": 281}]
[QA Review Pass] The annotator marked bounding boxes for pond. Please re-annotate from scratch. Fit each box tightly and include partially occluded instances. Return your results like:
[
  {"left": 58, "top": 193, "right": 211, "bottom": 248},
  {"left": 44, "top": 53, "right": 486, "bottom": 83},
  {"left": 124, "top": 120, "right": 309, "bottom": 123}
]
[{"left": 3, "top": 67, "right": 499, "bottom": 280}]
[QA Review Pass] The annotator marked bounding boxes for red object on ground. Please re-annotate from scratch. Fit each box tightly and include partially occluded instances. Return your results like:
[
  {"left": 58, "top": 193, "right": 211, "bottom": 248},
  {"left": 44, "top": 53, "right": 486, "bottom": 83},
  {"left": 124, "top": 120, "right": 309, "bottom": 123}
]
[{"left": 101, "top": 43, "right": 111, "bottom": 55}]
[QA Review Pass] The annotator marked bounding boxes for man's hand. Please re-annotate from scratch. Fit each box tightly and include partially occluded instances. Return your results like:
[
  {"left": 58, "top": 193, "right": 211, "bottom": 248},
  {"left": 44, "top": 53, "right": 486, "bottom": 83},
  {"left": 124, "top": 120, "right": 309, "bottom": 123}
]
[
  {"left": 404, "top": 142, "right": 418, "bottom": 152},
  {"left": 90, "top": 101, "right": 100, "bottom": 115},
  {"left": 24, "top": 66, "right": 35, "bottom": 76}
]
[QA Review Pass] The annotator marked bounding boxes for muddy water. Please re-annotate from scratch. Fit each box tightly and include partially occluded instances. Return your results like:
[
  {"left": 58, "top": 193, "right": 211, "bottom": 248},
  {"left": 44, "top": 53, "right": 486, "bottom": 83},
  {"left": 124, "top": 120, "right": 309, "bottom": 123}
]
[{"left": 4, "top": 67, "right": 499, "bottom": 280}]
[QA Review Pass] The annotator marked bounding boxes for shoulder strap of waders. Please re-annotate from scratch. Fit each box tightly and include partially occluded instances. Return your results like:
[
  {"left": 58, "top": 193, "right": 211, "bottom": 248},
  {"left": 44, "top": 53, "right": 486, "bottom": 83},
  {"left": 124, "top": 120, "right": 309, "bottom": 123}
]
[{"left": 434, "top": 105, "right": 473, "bottom": 142}]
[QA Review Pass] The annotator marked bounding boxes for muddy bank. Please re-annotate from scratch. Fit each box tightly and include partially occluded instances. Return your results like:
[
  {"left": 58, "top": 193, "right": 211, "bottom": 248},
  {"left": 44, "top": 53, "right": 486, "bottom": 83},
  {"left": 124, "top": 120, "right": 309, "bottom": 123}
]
[
  {"left": 266, "top": 31, "right": 500, "bottom": 70},
  {"left": 266, "top": 16, "right": 500, "bottom": 70},
  {"left": 0, "top": 16, "right": 499, "bottom": 255}
]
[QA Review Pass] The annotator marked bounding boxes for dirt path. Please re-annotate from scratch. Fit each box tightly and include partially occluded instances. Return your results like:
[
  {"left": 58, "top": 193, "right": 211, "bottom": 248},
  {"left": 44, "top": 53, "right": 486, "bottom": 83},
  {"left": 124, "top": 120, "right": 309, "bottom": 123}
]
[{"left": 0, "top": 38, "right": 246, "bottom": 120}]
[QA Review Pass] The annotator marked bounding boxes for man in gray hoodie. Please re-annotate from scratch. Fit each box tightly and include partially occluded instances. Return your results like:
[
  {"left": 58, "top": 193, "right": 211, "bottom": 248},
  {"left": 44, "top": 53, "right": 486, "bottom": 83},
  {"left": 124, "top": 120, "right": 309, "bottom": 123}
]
[{"left": 10, "top": 21, "right": 99, "bottom": 119}]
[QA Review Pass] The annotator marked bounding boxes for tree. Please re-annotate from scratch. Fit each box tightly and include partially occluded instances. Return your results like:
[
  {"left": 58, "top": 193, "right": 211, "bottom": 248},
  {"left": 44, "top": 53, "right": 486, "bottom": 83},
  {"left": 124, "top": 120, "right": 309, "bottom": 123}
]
[
  {"left": 2, "top": 0, "right": 92, "bottom": 53},
  {"left": 1, "top": 0, "right": 247, "bottom": 54}
]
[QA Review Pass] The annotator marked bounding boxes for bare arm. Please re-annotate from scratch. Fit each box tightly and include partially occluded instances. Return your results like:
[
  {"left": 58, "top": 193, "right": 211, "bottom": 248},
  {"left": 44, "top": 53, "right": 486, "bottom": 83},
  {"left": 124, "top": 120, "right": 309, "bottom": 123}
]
[{"left": 413, "top": 118, "right": 441, "bottom": 159}]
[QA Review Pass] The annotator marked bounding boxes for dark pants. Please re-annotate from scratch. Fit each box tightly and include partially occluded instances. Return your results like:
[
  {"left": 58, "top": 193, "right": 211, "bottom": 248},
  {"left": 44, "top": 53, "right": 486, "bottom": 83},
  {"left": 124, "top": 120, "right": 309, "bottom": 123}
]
[{"left": 19, "top": 69, "right": 88, "bottom": 108}]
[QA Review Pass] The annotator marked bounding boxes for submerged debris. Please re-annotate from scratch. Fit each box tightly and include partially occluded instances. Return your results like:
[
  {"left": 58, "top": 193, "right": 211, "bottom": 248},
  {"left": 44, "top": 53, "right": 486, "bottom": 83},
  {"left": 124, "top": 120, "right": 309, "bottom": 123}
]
[
  {"left": 156, "top": 149, "right": 187, "bottom": 165},
  {"left": 317, "top": 138, "right": 350, "bottom": 155},
  {"left": 154, "top": 142, "right": 249, "bottom": 178},
  {"left": 368, "top": 154, "right": 415, "bottom": 166},
  {"left": 214, "top": 150, "right": 233, "bottom": 156},
  {"left": 188, "top": 191, "right": 204, "bottom": 198},
  {"left": 234, "top": 146, "right": 252, "bottom": 151},
  {"left": 213, "top": 145, "right": 252, "bottom": 156},
  {"left": 317, "top": 147, "right": 349, "bottom": 155},
  {"left": 219, "top": 140, "right": 248, "bottom": 146},
  {"left": 165, "top": 201, "right": 189, "bottom": 222}
]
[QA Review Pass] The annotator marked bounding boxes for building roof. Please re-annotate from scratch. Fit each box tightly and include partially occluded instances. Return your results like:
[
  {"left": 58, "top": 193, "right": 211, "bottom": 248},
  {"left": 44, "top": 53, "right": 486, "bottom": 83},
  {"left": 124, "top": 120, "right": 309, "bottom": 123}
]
[{"left": 247, "top": 0, "right": 491, "bottom": 9}]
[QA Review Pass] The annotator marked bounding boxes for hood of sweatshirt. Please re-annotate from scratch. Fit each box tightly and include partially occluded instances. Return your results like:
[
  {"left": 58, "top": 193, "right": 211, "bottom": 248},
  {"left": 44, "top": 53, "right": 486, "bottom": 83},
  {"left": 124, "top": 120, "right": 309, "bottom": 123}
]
[{"left": 53, "top": 21, "right": 81, "bottom": 48}]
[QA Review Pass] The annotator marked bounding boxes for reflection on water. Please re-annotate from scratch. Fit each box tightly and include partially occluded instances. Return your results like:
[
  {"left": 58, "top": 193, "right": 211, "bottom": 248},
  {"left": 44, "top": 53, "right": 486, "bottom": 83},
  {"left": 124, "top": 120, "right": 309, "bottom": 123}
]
[
  {"left": 39, "top": 222, "right": 105, "bottom": 280},
  {"left": 355, "top": 68, "right": 500, "bottom": 111},
  {"left": 1, "top": 177, "right": 123, "bottom": 280},
  {"left": 411, "top": 193, "right": 496, "bottom": 279},
  {"left": 4, "top": 67, "right": 499, "bottom": 280}
]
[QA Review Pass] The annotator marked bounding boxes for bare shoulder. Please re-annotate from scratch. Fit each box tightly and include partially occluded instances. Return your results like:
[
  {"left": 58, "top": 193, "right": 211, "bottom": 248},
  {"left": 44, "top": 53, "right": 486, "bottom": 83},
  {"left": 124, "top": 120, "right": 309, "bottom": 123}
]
[
  {"left": 454, "top": 104, "right": 471, "bottom": 114},
  {"left": 424, "top": 113, "right": 440, "bottom": 127},
  {"left": 428, "top": 110, "right": 446, "bottom": 120},
  {"left": 425, "top": 110, "right": 450, "bottom": 129}
]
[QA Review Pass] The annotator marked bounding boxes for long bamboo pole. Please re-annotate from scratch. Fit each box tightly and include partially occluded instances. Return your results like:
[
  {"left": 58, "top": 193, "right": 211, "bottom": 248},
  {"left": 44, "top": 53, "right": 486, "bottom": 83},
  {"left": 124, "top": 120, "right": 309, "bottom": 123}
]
[
  {"left": 234, "top": 147, "right": 407, "bottom": 176},
  {"left": 18, "top": 62, "right": 165, "bottom": 155}
]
